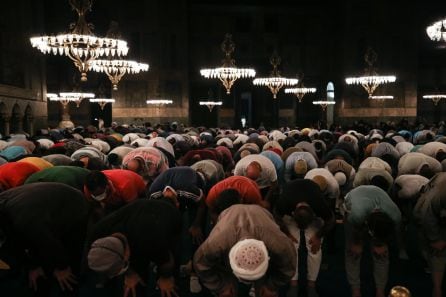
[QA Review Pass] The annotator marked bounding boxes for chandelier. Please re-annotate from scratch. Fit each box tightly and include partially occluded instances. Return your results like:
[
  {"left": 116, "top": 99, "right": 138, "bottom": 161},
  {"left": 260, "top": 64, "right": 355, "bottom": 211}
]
[
  {"left": 253, "top": 52, "right": 298, "bottom": 99},
  {"left": 284, "top": 73, "right": 316, "bottom": 102},
  {"left": 200, "top": 34, "right": 256, "bottom": 94},
  {"left": 313, "top": 100, "right": 335, "bottom": 111},
  {"left": 48, "top": 92, "right": 94, "bottom": 128},
  {"left": 199, "top": 101, "right": 222, "bottom": 112},
  {"left": 146, "top": 99, "right": 173, "bottom": 106},
  {"left": 284, "top": 87, "right": 317, "bottom": 103},
  {"left": 90, "top": 59, "right": 149, "bottom": 90},
  {"left": 30, "top": 0, "right": 129, "bottom": 82},
  {"left": 369, "top": 95, "right": 394, "bottom": 100},
  {"left": 423, "top": 94, "right": 446, "bottom": 105},
  {"left": 345, "top": 47, "right": 396, "bottom": 98},
  {"left": 426, "top": 18, "right": 446, "bottom": 42},
  {"left": 90, "top": 98, "right": 115, "bottom": 109},
  {"left": 49, "top": 92, "right": 95, "bottom": 107}
]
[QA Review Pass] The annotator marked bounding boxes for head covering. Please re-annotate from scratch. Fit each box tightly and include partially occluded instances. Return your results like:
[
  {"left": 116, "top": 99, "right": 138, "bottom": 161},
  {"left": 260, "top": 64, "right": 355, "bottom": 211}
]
[
  {"left": 294, "top": 159, "right": 308, "bottom": 175},
  {"left": 389, "top": 286, "right": 411, "bottom": 297},
  {"left": 312, "top": 175, "right": 328, "bottom": 192},
  {"left": 229, "top": 239, "right": 269, "bottom": 281},
  {"left": 88, "top": 236, "right": 126, "bottom": 276},
  {"left": 334, "top": 171, "right": 347, "bottom": 186}
]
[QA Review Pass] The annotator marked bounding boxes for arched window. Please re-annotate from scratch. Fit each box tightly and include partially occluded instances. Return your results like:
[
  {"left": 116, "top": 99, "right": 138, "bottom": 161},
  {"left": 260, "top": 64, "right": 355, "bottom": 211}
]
[{"left": 327, "top": 82, "right": 335, "bottom": 101}]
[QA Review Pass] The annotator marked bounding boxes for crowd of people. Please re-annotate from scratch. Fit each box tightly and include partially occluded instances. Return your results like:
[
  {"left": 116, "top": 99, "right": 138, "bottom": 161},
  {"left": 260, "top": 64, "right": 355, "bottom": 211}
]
[{"left": 0, "top": 119, "right": 444, "bottom": 297}]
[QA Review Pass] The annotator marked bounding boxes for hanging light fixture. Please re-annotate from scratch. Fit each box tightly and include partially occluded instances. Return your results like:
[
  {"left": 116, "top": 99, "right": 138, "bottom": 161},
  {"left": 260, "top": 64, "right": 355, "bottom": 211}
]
[
  {"left": 369, "top": 95, "right": 394, "bottom": 100},
  {"left": 423, "top": 94, "right": 446, "bottom": 105},
  {"left": 48, "top": 92, "right": 95, "bottom": 128},
  {"left": 199, "top": 101, "right": 222, "bottom": 112},
  {"left": 146, "top": 99, "right": 173, "bottom": 106},
  {"left": 90, "top": 98, "right": 115, "bottom": 110},
  {"left": 426, "top": 18, "right": 446, "bottom": 42},
  {"left": 345, "top": 47, "right": 396, "bottom": 98},
  {"left": 200, "top": 34, "right": 256, "bottom": 94},
  {"left": 313, "top": 100, "right": 335, "bottom": 111},
  {"left": 90, "top": 60, "right": 149, "bottom": 91},
  {"left": 50, "top": 92, "right": 95, "bottom": 107},
  {"left": 30, "top": 0, "right": 129, "bottom": 82},
  {"left": 253, "top": 51, "right": 298, "bottom": 99},
  {"left": 284, "top": 87, "right": 317, "bottom": 103},
  {"left": 284, "top": 74, "right": 316, "bottom": 103}
]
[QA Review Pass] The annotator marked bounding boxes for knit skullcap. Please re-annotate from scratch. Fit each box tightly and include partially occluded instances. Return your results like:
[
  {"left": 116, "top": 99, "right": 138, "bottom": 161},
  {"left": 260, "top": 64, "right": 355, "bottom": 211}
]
[{"left": 229, "top": 239, "right": 269, "bottom": 281}]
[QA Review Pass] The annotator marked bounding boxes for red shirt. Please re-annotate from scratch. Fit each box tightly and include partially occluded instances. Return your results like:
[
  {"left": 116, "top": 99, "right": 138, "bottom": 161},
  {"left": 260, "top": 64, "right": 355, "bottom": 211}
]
[
  {"left": 84, "top": 169, "right": 146, "bottom": 205},
  {"left": 206, "top": 176, "right": 262, "bottom": 209}
]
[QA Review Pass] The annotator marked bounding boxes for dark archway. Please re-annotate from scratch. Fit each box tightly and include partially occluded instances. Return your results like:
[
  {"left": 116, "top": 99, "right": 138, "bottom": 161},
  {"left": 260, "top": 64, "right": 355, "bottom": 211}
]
[
  {"left": 23, "top": 105, "right": 34, "bottom": 135},
  {"left": 11, "top": 103, "right": 22, "bottom": 134}
]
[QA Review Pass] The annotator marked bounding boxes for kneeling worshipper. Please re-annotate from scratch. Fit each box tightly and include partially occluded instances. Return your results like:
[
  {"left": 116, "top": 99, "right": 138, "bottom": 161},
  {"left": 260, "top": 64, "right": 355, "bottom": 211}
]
[{"left": 194, "top": 204, "right": 296, "bottom": 297}]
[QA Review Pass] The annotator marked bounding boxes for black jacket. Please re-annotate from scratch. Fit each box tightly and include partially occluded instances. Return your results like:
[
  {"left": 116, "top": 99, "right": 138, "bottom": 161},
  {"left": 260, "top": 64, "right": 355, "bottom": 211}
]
[
  {"left": 0, "top": 182, "right": 89, "bottom": 272},
  {"left": 88, "top": 199, "right": 181, "bottom": 278}
]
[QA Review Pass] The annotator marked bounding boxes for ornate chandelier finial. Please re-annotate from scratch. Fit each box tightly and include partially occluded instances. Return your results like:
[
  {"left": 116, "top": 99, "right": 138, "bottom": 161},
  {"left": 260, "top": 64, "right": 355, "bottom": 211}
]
[
  {"left": 270, "top": 51, "right": 281, "bottom": 77},
  {"left": 221, "top": 33, "right": 236, "bottom": 67}
]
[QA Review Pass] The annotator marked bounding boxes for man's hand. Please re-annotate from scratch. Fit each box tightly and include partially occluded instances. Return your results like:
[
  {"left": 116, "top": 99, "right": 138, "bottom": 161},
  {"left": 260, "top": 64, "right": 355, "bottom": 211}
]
[
  {"left": 124, "top": 271, "right": 146, "bottom": 297},
  {"left": 259, "top": 286, "right": 278, "bottom": 297},
  {"left": 53, "top": 267, "right": 77, "bottom": 291},
  {"left": 29, "top": 267, "right": 46, "bottom": 291},
  {"left": 430, "top": 240, "right": 446, "bottom": 252},
  {"left": 308, "top": 235, "right": 322, "bottom": 254},
  {"left": 157, "top": 276, "right": 178, "bottom": 297},
  {"left": 188, "top": 225, "right": 204, "bottom": 245}
]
